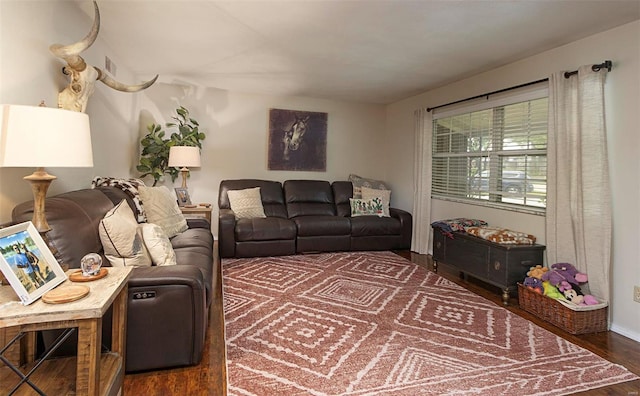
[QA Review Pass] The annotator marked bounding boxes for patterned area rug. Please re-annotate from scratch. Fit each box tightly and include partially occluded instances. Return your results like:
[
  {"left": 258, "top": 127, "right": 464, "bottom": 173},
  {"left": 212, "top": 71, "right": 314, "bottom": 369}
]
[{"left": 222, "top": 251, "right": 637, "bottom": 395}]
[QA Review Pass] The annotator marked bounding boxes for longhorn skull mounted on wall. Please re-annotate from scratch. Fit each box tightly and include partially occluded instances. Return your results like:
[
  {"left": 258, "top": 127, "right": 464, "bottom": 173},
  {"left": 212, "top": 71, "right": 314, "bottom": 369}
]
[{"left": 50, "top": 1, "right": 158, "bottom": 112}]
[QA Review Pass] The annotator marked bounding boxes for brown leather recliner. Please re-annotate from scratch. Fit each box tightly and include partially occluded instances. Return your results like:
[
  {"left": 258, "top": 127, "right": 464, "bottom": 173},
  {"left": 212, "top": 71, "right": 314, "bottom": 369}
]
[
  {"left": 11, "top": 187, "right": 215, "bottom": 372},
  {"left": 218, "top": 179, "right": 297, "bottom": 258},
  {"left": 284, "top": 180, "right": 351, "bottom": 253}
]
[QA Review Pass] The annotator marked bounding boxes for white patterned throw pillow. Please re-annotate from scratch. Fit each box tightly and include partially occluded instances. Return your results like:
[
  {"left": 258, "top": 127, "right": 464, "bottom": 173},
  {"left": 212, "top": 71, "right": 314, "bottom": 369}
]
[
  {"left": 361, "top": 186, "right": 391, "bottom": 217},
  {"left": 99, "top": 200, "right": 152, "bottom": 267},
  {"left": 227, "top": 187, "right": 267, "bottom": 220},
  {"left": 140, "top": 223, "right": 177, "bottom": 266},
  {"left": 138, "top": 186, "right": 188, "bottom": 238}
]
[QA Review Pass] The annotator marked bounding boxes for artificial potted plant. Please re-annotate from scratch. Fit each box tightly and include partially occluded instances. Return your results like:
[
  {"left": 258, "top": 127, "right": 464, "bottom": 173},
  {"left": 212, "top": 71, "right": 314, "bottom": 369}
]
[{"left": 137, "top": 106, "right": 205, "bottom": 186}]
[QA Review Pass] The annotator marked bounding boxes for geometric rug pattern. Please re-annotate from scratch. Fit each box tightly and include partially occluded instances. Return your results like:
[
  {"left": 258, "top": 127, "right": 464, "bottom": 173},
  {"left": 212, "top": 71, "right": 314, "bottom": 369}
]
[{"left": 223, "top": 251, "right": 638, "bottom": 395}]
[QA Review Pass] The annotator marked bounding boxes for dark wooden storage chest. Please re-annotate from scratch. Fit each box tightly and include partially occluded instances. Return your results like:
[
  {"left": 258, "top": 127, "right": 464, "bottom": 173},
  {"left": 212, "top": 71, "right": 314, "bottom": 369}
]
[{"left": 432, "top": 228, "right": 545, "bottom": 304}]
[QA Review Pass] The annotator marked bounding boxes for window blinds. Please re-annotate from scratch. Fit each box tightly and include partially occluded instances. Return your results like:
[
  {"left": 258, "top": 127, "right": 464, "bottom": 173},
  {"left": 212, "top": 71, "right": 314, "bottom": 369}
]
[{"left": 431, "top": 84, "right": 548, "bottom": 212}]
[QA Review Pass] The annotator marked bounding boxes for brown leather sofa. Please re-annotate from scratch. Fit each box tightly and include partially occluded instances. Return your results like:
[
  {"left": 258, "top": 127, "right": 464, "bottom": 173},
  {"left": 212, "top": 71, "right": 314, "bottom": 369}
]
[
  {"left": 11, "top": 186, "right": 216, "bottom": 372},
  {"left": 218, "top": 179, "right": 412, "bottom": 258}
]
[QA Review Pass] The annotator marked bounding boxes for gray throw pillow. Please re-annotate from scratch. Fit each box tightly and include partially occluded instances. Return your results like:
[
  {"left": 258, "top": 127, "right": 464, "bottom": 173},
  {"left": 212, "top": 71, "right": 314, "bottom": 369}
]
[{"left": 348, "top": 174, "right": 389, "bottom": 199}]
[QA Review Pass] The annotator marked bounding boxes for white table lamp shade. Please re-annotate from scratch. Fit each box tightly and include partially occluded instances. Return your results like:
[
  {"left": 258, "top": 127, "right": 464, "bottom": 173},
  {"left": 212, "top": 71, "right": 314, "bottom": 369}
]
[
  {"left": 0, "top": 104, "right": 93, "bottom": 168},
  {"left": 168, "top": 146, "right": 201, "bottom": 168},
  {"left": 0, "top": 104, "right": 93, "bottom": 232}
]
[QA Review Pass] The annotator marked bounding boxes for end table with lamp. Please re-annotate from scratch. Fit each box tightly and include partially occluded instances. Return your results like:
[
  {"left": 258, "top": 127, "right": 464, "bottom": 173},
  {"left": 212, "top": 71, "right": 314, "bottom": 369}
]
[{"left": 168, "top": 146, "right": 212, "bottom": 222}]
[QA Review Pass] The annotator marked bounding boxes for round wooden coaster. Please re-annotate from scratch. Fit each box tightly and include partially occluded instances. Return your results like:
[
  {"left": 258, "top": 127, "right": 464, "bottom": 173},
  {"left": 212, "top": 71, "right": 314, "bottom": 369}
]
[
  {"left": 69, "top": 268, "right": 108, "bottom": 282},
  {"left": 42, "top": 285, "right": 90, "bottom": 304}
]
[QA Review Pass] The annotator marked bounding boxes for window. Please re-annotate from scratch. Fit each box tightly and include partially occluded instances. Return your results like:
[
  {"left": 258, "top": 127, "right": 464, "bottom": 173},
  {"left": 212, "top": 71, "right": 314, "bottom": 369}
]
[{"left": 431, "top": 88, "right": 547, "bottom": 212}]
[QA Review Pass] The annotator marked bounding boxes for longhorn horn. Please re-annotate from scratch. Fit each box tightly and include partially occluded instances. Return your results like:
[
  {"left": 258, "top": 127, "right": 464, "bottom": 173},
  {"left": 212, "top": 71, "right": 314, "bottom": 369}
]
[
  {"left": 49, "top": 0, "right": 100, "bottom": 71},
  {"left": 96, "top": 69, "right": 159, "bottom": 92}
]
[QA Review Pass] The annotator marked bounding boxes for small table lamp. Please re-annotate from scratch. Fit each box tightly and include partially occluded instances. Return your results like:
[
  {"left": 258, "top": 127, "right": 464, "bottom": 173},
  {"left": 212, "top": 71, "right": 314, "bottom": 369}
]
[
  {"left": 0, "top": 104, "right": 93, "bottom": 232},
  {"left": 168, "top": 146, "right": 201, "bottom": 189}
]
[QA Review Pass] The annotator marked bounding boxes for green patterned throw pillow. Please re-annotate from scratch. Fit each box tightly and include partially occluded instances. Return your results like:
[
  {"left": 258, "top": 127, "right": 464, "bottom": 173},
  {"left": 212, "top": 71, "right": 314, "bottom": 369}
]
[{"left": 349, "top": 197, "right": 385, "bottom": 217}]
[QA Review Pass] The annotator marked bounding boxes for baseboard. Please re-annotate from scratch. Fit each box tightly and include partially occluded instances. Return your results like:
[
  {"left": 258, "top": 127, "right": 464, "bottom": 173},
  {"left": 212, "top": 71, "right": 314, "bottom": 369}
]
[{"left": 610, "top": 323, "right": 640, "bottom": 343}]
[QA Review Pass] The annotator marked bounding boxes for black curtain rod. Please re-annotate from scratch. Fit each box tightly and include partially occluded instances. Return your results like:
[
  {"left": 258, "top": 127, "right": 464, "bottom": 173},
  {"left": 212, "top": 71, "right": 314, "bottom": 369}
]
[{"left": 426, "top": 60, "right": 612, "bottom": 112}]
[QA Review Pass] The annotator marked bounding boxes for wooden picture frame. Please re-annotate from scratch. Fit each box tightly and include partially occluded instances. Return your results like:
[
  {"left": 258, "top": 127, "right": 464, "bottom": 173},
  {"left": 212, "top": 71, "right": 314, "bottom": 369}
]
[
  {"left": 175, "top": 187, "right": 192, "bottom": 207},
  {"left": 0, "top": 222, "right": 67, "bottom": 305}
]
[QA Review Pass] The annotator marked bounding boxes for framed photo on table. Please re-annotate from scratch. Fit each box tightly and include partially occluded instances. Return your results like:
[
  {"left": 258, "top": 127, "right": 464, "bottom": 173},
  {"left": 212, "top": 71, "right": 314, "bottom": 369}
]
[
  {"left": 0, "top": 222, "right": 67, "bottom": 305},
  {"left": 175, "top": 187, "right": 192, "bottom": 207}
]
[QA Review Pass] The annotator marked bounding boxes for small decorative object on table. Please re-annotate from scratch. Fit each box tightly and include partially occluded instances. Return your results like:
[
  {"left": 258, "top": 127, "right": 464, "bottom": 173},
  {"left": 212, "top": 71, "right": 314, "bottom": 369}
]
[
  {"left": 175, "top": 187, "right": 192, "bottom": 207},
  {"left": 69, "top": 253, "right": 108, "bottom": 282},
  {"left": 81, "top": 252, "right": 102, "bottom": 276}
]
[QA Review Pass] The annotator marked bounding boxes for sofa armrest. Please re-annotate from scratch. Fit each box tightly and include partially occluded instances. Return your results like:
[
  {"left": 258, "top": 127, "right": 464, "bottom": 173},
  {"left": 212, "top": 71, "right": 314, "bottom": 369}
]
[
  {"left": 390, "top": 207, "right": 413, "bottom": 249},
  {"left": 129, "top": 264, "right": 205, "bottom": 289},
  {"left": 186, "top": 217, "right": 211, "bottom": 230},
  {"left": 218, "top": 208, "right": 236, "bottom": 258},
  {"left": 125, "top": 265, "right": 208, "bottom": 372}
]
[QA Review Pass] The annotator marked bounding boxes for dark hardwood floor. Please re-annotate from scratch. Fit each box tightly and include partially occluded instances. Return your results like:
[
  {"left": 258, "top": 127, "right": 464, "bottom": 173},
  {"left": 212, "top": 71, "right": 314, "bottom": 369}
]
[{"left": 123, "top": 250, "right": 640, "bottom": 395}]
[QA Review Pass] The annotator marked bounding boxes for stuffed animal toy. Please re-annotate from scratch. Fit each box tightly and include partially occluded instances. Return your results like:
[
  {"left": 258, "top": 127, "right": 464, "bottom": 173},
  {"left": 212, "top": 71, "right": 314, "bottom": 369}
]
[
  {"left": 542, "top": 281, "right": 565, "bottom": 300},
  {"left": 581, "top": 295, "right": 600, "bottom": 305},
  {"left": 557, "top": 280, "right": 599, "bottom": 305},
  {"left": 557, "top": 280, "right": 581, "bottom": 294},
  {"left": 541, "top": 269, "right": 567, "bottom": 287},
  {"left": 550, "top": 263, "right": 588, "bottom": 284},
  {"left": 561, "top": 289, "right": 600, "bottom": 305},
  {"left": 562, "top": 287, "right": 582, "bottom": 304},
  {"left": 523, "top": 276, "right": 544, "bottom": 294},
  {"left": 541, "top": 263, "right": 588, "bottom": 288},
  {"left": 526, "top": 265, "right": 548, "bottom": 279}
]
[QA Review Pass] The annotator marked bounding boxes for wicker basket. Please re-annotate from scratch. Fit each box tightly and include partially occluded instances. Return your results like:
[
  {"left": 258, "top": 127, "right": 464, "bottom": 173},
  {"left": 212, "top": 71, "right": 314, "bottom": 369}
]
[{"left": 517, "top": 284, "right": 608, "bottom": 334}]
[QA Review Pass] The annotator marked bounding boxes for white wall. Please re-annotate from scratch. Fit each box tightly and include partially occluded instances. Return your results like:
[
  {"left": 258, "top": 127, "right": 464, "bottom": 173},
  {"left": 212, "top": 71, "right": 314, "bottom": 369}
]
[
  {"left": 0, "top": 2, "right": 387, "bottom": 235},
  {"left": 0, "top": 0, "right": 139, "bottom": 223},
  {"left": 137, "top": 83, "right": 387, "bottom": 236},
  {"left": 386, "top": 21, "right": 640, "bottom": 341}
]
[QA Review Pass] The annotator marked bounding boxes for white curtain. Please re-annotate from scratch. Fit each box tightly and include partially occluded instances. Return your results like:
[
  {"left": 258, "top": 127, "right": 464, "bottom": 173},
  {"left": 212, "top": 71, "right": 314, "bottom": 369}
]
[
  {"left": 411, "top": 108, "right": 433, "bottom": 254},
  {"left": 546, "top": 65, "right": 611, "bottom": 302}
]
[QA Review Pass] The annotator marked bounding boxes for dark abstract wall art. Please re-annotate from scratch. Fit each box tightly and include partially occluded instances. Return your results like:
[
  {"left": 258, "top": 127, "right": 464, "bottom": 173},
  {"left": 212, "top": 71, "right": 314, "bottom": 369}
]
[{"left": 268, "top": 108, "right": 327, "bottom": 171}]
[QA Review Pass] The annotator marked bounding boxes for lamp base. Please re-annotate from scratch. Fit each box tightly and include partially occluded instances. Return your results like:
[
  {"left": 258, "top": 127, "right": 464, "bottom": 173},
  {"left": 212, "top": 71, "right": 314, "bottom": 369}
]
[
  {"left": 23, "top": 167, "right": 56, "bottom": 233},
  {"left": 180, "top": 167, "right": 189, "bottom": 189}
]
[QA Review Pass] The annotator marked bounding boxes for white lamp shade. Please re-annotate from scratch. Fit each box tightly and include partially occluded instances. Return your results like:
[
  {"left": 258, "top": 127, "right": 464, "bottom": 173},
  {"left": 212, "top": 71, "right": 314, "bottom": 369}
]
[
  {"left": 168, "top": 146, "right": 201, "bottom": 168},
  {"left": 0, "top": 104, "right": 93, "bottom": 168}
]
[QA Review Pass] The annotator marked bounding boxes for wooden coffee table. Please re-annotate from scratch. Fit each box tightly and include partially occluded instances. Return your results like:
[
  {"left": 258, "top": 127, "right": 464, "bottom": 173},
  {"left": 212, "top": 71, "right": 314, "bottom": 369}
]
[{"left": 0, "top": 266, "right": 131, "bottom": 395}]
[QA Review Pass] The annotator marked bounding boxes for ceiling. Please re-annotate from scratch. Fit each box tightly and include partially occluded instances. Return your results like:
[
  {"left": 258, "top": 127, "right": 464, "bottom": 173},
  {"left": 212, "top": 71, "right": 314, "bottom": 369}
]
[{"left": 81, "top": 0, "right": 640, "bottom": 104}]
